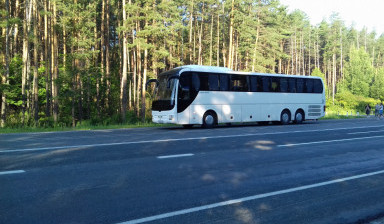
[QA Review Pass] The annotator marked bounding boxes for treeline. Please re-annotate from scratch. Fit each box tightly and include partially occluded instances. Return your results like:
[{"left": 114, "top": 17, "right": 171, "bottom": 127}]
[{"left": 1, "top": 0, "right": 384, "bottom": 128}]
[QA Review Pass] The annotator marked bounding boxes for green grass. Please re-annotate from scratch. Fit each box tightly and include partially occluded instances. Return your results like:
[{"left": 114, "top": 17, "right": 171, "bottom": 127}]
[
  {"left": 0, "top": 122, "right": 175, "bottom": 134},
  {"left": 321, "top": 114, "right": 366, "bottom": 120},
  {"left": 0, "top": 111, "right": 372, "bottom": 134}
]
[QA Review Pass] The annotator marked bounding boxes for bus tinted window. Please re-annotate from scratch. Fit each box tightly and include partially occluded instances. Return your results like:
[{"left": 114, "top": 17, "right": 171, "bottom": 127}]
[
  {"left": 271, "top": 77, "right": 279, "bottom": 92},
  {"left": 250, "top": 76, "right": 258, "bottom": 92},
  {"left": 192, "top": 73, "right": 200, "bottom": 91},
  {"left": 297, "top": 78, "right": 304, "bottom": 93},
  {"left": 306, "top": 79, "right": 314, "bottom": 93},
  {"left": 179, "top": 73, "right": 191, "bottom": 91},
  {"left": 199, "top": 73, "right": 209, "bottom": 91},
  {"left": 280, "top": 78, "right": 288, "bottom": 92},
  {"left": 314, "top": 79, "right": 323, "bottom": 93},
  {"left": 209, "top": 74, "right": 219, "bottom": 91},
  {"left": 288, "top": 78, "right": 296, "bottom": 93},
  {"left": 230, "top": 75, "right": 248, "bottom": 91},
  {"left": 262, "top": 77, "right": 271, "bottom": 92},
  {"left": 219, "top": 74, "right": 229, "bottom": 91}
]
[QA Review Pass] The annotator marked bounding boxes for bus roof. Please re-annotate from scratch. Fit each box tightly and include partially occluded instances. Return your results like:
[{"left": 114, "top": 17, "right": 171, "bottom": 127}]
[{"left": 167, "top": 65, "right": 322, "bottom": 79}]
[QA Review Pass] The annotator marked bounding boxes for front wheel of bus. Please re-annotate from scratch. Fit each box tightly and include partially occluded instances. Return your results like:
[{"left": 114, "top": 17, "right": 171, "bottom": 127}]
[
  {"left": 280, "top": 110, "right": 291, "bottom": 125},
  {"left": 202, "top": 111, "right": 217, "bottom": 128}
]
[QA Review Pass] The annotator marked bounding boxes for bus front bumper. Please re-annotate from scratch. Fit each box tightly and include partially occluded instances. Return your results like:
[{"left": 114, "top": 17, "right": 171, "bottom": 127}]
[{"left": 152, "top": 112, "right": 177, "bottom": 124}]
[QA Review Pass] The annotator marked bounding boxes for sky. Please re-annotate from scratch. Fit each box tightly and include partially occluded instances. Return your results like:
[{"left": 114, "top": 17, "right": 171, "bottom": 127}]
[{"left": 279, "top": 0, "right": 384, "bottom": 36}]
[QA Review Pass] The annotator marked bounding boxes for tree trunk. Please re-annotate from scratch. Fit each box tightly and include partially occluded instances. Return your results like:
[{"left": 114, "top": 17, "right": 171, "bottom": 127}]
[
  {"left": 332, "top": 53, "right": 336, "bottom": 104},
  {"left": 141, "top": 15, "right": 149, "bottom": 122},
  {"left": 120, "top": 0, "right": 128, "bottom": 122},
  {"left": 32, "top": 0, "right": 39, "bottom": 125},
  {"left": 188, "top": 0, "right": 194, "bottom": 64},
  {"left": 1, "top": 0, "right": 10, "bottom": 127},
  {"left": 216, "top": 3, "right": 220, "bottom": 66},
  {"left": 22, "top": 0, "right": 32, "bottom": 126},
  {"left": 52, "top": 0, "right": 59, "bottom": 123},
  {"left": 44, "top": 0, "right": 51, "bottom": 117},
  {"left": 105, "top": 0, "right": 111, "bottom": 112},
  {"left": 198, "top": 2, "right": 204, "bottom": 65},
  {"left": 227, "top": 0, "right": 234, "bottom": 69},
  {"left": 13, "top": 0, "right": 20, "bottom": 56},
  {"left": 209, "top": 13, "right": 213, "bottom": 66},
  {"left": 340, "top": 27, "right": 343, "bottom": 80}
]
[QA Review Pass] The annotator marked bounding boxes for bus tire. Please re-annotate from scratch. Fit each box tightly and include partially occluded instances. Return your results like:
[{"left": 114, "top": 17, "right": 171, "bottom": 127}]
[
  {"left": 280, "top": 110, "right": 291, "bottom": 125},
  {"left": 294, "top": 110, "right": 304, "bottom": 124},
  {"left": 202, "top": 111, "right": 217, "bottom": 128}
]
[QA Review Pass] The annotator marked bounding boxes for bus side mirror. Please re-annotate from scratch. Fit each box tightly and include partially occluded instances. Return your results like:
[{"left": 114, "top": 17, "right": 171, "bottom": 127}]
[
  {"left": 146, "top": 79, "right": 159, "bottom": 90},
  {"left": 167, "top": 76, "right": 179, "bottom": 88}
]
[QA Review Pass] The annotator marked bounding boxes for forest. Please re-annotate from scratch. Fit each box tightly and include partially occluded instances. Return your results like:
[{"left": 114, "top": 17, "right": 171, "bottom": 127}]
[{"left": 1, "top": 0, "right": 384, "bottom": 128}]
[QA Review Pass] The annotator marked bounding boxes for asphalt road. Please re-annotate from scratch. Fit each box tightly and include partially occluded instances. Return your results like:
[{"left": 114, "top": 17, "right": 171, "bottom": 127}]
[{"left": 1, "top": 118, "right": 384, "bottom": 224}]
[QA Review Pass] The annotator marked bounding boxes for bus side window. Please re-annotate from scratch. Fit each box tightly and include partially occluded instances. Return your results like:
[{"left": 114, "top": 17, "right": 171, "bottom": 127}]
[
  {"left": 288, "top": 78, "right": 296, "bottom": 93},
  {"left": 250, "top": 76, "right": 258, "bottom": 92},
  {"left": 199, "top": 73, "right": 209, "bottom": 91},
  {"left": 262, "top": 77, "right": 271, "bottom": 92},
  {"left": 313, "top": 79, "right": 323, "bottom": 93},
  {"left": 220, "top": 74, "right": 229, "bottom": 91},
  {"left": 209, "top": 74, "right": 219, "bottom": 91},
  {"left": 179, "top": 73, "right": 190, "bottom": 91},
  {"left": 191, "top": 73, "right": 200, "bottom": 92},
  {"left": 230, "top": 75, "right": 248, "bottom": 91},
  {"left": 271, "top": 77, "right": 279, "bottom": 92},
  {"left": 297, "top": 78, "right": 304, "bottom": 93},
  {"left": 179, "top": 74, "right": 190, "bottom": 100},
  {"left": 280, "top": 78, "right": 288, "bottom": 92},
  {"left": 306, "top": 79, "right": 314, "bottom": 93}
]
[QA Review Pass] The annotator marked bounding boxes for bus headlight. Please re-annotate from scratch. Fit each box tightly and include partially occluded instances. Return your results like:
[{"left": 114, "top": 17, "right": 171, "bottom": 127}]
[{"left": 169, "top": 115, "right": 173, "bottom": 120}]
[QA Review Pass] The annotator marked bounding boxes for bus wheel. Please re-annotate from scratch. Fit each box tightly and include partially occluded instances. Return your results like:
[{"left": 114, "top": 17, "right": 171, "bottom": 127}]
[
  {"left": 202, "top": 111, "right": 217, "bottom": 128},
  {"left": 294, "top": 111, "right": 304, "bottom": 124},
  {"left": 280, "top": 110, "right": 291, "bottom": 125}
]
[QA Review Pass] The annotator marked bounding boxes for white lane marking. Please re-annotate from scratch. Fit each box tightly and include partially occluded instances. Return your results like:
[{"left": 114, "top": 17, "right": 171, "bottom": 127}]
[
  {"left": 0, "top": 170, "right": 25, "bottom": 175},
  {"left": 157, "top": 154, "right": 194, "bottom": 159},
  {"left": 3, "top": 125, "right": 384, "bottom": 153},
  {"left": 278, "top": 135, "right": 384, "bottom": 147},
  {"left": 117, "top": 169, "right": 384, "bottom": 224},
  {"left": 348, "top": 130, "right": 384, "bottom": 135}
]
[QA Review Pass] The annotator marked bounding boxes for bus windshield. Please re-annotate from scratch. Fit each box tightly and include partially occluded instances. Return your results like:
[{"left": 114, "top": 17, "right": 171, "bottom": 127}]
[{"left": 152, "top": 69, "right": 181, "bottom": 111}]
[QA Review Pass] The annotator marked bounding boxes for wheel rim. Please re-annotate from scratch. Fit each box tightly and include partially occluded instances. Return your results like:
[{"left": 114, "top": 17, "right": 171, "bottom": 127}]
[
  {"left": 296, "top": 112, "right": 303, "bottom": 122},
  {"left": 205, "top": 115, "right": 214, "bottom": 126},
  {"left": 282, "top": 113, "right": 289, "bottom": 123}
]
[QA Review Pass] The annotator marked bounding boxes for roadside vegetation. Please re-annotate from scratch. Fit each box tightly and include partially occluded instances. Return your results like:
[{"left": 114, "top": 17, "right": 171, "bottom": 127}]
[{"left": 1, "top": 0, "right": 383, "bottom": 131}]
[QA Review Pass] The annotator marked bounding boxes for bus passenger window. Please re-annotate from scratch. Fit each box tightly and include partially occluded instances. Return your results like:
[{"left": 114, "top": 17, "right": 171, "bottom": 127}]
[
  {"left": 192, "top": 73, "right": 200, "bottom": 91},
  {"left": 280, "top": 78, "right": 288, "bottom": 92},
  {"left": 220, "top": 74, "right": 229, "bottom": 91},
  {"left": 297, "top": 79, "right": 304, "bottom": 93},
  {"left": 271, "top": 77, "right": 279, "bottom": 92},
  {"left": 306, "top": 79, "right": 314, "bottom": 93},
  {"left": 288, "top": 78, "right": 296, "bottom": 93},
  {"left": 262, "top": 77, "right": 271, "bottom": 92},
  {"left": 209, "top": 74, "right": 219, "bottom": 91},
  {"left": 250, "top": 76, "right": 258, "bottom": 92},
  {"left": 230, "top": 75, "right": 248, "bottom": 91},
  {"left": 314, "top": 79, "right": 323, "bottom": 93},
  {"left": 179, "top": 74, "right": 190, "bottom": 91},
  {"left": 199, "top": 73, "right": 209, "bottom": 91}
]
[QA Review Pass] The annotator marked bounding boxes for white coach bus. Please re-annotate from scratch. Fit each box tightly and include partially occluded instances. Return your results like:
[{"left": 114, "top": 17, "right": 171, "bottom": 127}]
[{"left": 147, "top": 65, "right": 325, "bottom": 128}]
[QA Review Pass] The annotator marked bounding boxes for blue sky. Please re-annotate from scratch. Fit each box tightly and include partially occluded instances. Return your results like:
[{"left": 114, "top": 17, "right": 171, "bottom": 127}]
[{"left": 279, "top": 0, "right": 384, "bottom": 36}]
